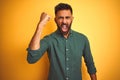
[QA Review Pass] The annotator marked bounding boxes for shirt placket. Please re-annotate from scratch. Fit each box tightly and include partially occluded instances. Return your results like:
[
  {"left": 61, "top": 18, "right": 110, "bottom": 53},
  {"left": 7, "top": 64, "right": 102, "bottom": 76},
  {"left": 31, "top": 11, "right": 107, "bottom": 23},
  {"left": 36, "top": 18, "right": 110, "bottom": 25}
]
[{"left": 65, "top": 39, "right": 70, "bottom": 80}]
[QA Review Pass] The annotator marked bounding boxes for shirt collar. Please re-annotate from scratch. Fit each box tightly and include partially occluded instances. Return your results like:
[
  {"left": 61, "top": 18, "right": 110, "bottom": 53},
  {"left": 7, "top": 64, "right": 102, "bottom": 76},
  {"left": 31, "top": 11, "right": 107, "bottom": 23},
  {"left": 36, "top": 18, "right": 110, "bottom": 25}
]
[{"left": 55, "top": 29, "right": 73, "bottom": 37}]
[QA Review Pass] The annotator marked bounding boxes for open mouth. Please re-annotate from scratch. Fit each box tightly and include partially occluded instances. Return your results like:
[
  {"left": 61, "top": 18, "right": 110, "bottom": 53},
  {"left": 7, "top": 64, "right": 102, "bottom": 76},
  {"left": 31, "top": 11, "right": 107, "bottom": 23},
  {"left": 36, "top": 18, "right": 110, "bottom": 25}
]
[{"left": 61, "top": 24, "right": 68, "bottom": 32}]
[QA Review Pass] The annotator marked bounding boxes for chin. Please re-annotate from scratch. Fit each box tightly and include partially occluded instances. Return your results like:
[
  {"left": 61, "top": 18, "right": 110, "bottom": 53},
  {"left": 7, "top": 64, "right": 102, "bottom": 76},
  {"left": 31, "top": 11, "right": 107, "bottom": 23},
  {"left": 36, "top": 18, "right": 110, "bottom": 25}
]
[{"left": 62, "top": 31, "right": 69, "bottom": 35}]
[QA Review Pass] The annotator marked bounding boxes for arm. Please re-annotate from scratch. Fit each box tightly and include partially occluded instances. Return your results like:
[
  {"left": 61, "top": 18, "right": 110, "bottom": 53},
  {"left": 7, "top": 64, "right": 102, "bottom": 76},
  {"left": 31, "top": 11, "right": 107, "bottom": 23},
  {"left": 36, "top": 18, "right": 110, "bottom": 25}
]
[
  {"left": 82, "top": 36, "right": 97, "bottom": 80},
  {"left": 90, "top": 74, "right": 97, "bottom": 80},
  {"left": 27, "top": 12, "right": 50, "bottom": 63},
  {"left": 29, "top": 12, "right": 50, "bottom": 50}
]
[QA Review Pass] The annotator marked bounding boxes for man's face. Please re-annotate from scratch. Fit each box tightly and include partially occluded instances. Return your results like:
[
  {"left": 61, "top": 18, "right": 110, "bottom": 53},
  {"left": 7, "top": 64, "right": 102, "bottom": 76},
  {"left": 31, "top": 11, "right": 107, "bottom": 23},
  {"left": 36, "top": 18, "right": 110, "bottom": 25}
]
[{"left": 55, "top": 10, "right": 73, "bottom": 35}]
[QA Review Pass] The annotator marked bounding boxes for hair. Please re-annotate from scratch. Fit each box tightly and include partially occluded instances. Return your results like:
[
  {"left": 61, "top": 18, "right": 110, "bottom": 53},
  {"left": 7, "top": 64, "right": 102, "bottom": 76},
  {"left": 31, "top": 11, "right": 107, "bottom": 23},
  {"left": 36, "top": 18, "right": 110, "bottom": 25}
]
[{"left": 55, "top": 3, "right": 73, "bottom": 15}]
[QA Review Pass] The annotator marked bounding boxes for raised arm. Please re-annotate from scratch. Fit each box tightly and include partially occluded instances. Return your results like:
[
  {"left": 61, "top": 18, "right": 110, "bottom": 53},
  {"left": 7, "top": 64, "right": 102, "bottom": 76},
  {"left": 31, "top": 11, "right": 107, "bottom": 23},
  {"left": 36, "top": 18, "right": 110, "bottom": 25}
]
[{"left": 29, "top": 12, "right": 50, "bottom": 50}]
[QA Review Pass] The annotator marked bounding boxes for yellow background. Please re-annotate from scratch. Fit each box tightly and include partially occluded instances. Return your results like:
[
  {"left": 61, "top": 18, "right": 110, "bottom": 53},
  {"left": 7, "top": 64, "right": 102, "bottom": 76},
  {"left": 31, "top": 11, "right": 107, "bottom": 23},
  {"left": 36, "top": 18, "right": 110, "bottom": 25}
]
[{"left": 0, "top": 0, "right": 120, "bottom": 80}]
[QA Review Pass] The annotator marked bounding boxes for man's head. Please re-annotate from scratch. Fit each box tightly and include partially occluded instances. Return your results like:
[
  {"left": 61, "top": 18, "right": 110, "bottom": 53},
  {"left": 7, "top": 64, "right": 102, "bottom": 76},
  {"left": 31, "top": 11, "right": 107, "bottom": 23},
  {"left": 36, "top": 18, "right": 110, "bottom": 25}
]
[
  {"left": 54, "top": 3, "right": 74, "bottom": 35},
  {"left": 55, "top": 3, "right": 73, "bottom": 15}
]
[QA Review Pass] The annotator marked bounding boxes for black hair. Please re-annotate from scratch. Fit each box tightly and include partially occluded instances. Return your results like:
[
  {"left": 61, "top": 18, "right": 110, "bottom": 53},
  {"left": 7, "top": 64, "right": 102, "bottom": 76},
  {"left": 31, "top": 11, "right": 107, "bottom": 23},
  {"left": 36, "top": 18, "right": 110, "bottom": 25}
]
[{"left": 55, "top": 3, "right": 73, "bottom": 15}]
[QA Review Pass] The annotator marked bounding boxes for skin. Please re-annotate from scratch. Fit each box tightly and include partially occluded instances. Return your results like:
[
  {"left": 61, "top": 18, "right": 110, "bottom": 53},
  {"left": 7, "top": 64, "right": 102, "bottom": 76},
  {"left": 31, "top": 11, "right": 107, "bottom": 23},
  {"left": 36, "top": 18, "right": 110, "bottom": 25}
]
[
  {"left": 54, "top": 10, "right": 73, "bottom": 38},
  {"left": 29, "top": 10, "right": 97, "bottom": 80},
  {"left": 29, "top": 12, "right": 50, "bottom": 50}
]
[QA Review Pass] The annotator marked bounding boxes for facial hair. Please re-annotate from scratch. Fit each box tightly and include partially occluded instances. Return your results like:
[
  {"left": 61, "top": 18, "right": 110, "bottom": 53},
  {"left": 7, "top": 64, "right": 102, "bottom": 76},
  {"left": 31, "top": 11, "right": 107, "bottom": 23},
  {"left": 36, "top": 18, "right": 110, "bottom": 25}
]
[{"left": 57, "top": 22, "right": 72, "bottom": 35}]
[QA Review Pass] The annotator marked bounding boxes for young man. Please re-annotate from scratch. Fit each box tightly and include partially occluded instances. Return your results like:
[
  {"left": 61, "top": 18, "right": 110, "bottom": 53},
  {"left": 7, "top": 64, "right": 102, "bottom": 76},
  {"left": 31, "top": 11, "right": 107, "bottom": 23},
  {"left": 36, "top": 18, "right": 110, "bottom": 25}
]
[{"left": 27, "top": 3, "right": 97, "bottom": 80}]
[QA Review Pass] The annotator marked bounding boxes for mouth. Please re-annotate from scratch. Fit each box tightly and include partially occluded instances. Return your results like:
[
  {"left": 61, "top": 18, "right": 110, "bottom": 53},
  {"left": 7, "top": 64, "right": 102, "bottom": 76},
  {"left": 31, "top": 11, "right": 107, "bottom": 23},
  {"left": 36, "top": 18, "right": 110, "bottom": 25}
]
[
  {"left": 61, "top": 24, "right": 68, "bottom": 32},
  {"left": 57, "top": 23, "right": 71, "bottom": 35}
]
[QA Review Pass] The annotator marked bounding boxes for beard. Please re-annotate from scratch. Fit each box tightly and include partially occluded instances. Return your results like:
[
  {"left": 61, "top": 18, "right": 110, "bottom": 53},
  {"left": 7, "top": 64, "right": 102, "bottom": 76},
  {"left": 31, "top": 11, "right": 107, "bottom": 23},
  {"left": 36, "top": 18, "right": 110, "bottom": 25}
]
[{"left": 57, "top": 22, "right": 72, "bottom": 35}]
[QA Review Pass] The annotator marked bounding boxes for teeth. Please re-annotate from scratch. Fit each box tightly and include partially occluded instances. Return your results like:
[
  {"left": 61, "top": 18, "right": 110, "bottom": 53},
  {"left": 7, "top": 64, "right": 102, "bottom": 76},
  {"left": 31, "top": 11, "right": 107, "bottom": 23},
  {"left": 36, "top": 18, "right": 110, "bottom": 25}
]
[
  {"left": 61, "top": 25, "right": 68, "bottom": 32},
  {"left": 62, "top": 25, "right": 67, "bottom": 29}
]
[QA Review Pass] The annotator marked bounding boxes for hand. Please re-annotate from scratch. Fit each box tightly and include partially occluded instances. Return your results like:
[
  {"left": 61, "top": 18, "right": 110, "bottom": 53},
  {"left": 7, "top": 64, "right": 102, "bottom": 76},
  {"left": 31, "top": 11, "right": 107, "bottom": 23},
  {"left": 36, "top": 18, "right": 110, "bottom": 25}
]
[
  {"left": 39, "top": 12, "right": 50, "bottom": 25},
  {"left": 90, "top": 74, "right": 97, "bottom": 80}
]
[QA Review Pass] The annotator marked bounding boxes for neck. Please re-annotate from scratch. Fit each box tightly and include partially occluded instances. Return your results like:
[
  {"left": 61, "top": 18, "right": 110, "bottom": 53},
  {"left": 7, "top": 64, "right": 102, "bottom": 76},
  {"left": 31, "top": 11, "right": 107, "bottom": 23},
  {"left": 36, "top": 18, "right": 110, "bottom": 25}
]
[
  {"left": 57, "top": 29, "right": 71, "bottom": 39},
  {"left": 63, "top": 32, "right": 69, "bottom": 39}
]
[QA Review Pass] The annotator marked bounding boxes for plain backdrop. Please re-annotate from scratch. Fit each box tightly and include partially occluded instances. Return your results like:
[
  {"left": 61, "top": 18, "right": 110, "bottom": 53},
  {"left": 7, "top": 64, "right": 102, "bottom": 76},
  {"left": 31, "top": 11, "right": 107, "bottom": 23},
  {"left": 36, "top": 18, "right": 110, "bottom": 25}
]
[{"left": 0, "top": 0, "right": 120, "bottom": 80}]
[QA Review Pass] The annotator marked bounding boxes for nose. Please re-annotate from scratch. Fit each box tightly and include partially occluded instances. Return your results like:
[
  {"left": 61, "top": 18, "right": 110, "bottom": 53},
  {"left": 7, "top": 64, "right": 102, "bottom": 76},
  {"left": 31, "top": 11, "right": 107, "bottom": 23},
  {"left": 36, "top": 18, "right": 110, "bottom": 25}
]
[{"left": 62, "top": 18, "right": 67, "bottom": 24}]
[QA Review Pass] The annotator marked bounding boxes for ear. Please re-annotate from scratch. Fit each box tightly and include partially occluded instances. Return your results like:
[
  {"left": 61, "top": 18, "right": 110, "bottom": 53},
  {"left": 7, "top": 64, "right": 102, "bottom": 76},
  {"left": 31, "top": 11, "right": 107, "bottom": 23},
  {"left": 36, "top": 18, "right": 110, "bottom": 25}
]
[
  {"left": 54, "top": 17, "right": 57, "bottom": 23},
  {"left": 72, "top": 16, "right": 74, "bottom": 20}
]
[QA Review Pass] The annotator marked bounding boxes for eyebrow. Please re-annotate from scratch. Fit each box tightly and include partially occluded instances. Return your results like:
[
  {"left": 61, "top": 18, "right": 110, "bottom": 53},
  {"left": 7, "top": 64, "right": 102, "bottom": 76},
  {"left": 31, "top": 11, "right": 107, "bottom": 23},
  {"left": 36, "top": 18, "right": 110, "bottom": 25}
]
[{"left": 58, "top": 16, "right": 71, "bottom": 19}]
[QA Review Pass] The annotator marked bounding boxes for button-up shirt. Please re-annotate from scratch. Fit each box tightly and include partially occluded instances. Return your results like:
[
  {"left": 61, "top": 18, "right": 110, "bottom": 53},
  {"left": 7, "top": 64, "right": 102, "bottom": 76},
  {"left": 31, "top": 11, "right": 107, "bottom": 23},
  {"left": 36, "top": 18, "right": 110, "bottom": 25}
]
[{"left": 27, "top": 29, "right": 97, "bottom": 80}]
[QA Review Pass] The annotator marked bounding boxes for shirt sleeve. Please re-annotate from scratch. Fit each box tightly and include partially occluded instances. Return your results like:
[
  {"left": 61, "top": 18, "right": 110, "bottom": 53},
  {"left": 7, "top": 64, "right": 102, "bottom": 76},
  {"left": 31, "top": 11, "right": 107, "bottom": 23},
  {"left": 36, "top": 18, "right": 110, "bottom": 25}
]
[
  {"left": 83, "top": 36, "right": 97, "bottom": 74},
  {"left": 27, "top": 36, "right": 50, "bottom": 64}
]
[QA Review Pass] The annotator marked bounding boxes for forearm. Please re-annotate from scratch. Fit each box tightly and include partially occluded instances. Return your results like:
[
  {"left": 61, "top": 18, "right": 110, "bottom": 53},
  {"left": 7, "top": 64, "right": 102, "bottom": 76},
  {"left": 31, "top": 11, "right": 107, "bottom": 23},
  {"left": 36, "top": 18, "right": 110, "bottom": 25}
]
[
  {"left": 90, "top": 73, "right": 97, "bottom": 80},
  {"left": 29, "top": 23, "right": 44, "bottom": 50},
  {"left": 29, "top": 12, "right": 50, "bottom": 50}
]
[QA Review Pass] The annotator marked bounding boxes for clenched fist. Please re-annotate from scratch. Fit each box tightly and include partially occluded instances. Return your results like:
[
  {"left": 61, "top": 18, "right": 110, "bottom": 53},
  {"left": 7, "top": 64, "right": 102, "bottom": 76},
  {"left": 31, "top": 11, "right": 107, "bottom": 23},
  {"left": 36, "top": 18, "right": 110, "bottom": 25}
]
[{"left": 39, "top": 12, "right": 51, "bottom": 25}]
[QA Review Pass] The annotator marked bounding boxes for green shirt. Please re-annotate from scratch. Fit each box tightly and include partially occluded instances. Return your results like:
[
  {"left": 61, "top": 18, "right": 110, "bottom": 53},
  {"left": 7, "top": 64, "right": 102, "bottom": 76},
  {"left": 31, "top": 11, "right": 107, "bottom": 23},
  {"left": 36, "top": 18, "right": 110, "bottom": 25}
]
[{"left": 27, "top": 29, "right": 96, "bottom": 80}]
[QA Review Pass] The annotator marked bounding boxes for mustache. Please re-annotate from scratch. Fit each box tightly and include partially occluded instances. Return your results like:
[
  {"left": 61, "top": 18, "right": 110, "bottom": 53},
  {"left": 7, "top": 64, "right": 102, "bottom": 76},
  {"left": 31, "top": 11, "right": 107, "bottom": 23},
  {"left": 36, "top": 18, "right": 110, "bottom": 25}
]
[{"left": 61, "top": 23, "right": 68, "bottom": 26}]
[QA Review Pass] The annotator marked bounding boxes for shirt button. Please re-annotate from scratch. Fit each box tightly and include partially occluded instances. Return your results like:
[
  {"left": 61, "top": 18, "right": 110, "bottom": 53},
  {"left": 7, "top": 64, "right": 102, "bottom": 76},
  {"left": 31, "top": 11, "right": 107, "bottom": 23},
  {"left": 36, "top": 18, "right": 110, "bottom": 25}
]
[
  {"left": 66, "top": 58, "right": 69, "bottom": 61},
  {"left": 66, "top": 49, "right": 69, "bottom": 51},
  {"left": 66, "top": 77, "right": 69, "bottom": 80},
  {"left": 66, "top": 67, "right": 69, "bottom": 70}
]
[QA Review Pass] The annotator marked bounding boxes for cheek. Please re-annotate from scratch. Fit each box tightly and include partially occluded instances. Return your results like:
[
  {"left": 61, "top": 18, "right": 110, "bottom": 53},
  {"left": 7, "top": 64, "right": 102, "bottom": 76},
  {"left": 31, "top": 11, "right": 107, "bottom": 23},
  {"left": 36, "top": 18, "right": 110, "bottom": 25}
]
[
  {"left": 68, "top": 19, "right": 72, "bottom": 23},
  {"left": 56, "top": 21, "right": 62, "bottom": 26},
  {"left": 68, "top": 20, "right": 73, "bottom": 25}
]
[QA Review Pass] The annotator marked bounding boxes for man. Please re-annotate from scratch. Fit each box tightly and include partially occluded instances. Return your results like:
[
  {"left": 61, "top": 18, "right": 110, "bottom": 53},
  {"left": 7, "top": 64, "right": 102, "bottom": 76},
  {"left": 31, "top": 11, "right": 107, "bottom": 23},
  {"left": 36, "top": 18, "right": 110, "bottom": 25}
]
[{"left": 27, "top": 3, "right": 97, "bottom": 80}]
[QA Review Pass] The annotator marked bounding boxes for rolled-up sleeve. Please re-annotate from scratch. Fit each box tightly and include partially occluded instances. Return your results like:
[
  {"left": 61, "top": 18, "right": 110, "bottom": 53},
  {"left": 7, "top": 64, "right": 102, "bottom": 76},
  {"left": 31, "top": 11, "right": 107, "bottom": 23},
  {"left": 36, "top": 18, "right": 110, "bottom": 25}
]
[
  {"left": 83, "top": 37, "right": 97, "bottom": 74},
  {"left": 27, "top": 36, "right": 49, "bottom": 64}
]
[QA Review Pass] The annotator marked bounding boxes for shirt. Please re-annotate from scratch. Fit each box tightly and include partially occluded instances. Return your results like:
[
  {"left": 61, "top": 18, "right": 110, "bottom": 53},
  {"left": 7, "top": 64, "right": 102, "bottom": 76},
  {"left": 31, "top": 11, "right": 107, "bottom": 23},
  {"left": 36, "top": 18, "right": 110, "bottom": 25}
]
[{"left": 27, "top": 29, "right": 97, "bottom": 80}]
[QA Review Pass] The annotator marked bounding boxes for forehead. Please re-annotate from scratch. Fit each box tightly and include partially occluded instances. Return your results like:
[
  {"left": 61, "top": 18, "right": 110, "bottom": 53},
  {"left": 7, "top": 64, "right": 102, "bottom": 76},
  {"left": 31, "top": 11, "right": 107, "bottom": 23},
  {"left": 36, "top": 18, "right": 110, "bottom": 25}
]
[{"left": 55, "top": 10, "right": 72, "bottom": 17}]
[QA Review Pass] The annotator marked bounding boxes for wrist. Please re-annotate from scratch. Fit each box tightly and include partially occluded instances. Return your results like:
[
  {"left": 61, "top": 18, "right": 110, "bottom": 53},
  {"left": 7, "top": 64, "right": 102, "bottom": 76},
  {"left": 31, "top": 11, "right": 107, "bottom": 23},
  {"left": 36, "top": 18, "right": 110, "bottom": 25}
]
[
  {"left": 37, "top": 22, "right": 45, "bottom": 29},
  {"left": 39, "top": 20, "right": 47, "bottom": 26},
  {"left": 90, "top": 74, "right": 97, "bottom": 80}
]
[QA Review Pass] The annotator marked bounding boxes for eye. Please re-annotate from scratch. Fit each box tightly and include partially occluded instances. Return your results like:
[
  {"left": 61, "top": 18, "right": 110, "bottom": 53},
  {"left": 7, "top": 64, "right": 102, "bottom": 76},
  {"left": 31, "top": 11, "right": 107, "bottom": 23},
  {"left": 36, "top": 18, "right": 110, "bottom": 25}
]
[
  {"left": 58, "top": 17, "right": 63, "bottom": 19},
  {"left": 66, "top": 16, "right": 71, "bottom": 19}
]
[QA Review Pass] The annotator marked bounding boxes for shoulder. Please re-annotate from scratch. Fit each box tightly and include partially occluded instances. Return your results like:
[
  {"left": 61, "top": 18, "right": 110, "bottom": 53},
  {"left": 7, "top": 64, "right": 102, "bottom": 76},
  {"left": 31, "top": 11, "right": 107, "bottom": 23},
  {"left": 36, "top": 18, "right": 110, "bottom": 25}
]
[
  {"left": 72, "top": 30, "right": 88, "bottom": 39},
  {"left": 72, "top": 30, "right": 90, "bottom": 45},
  {"left": 42, "top": 31, "right": 57, "bottom": 40}
]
